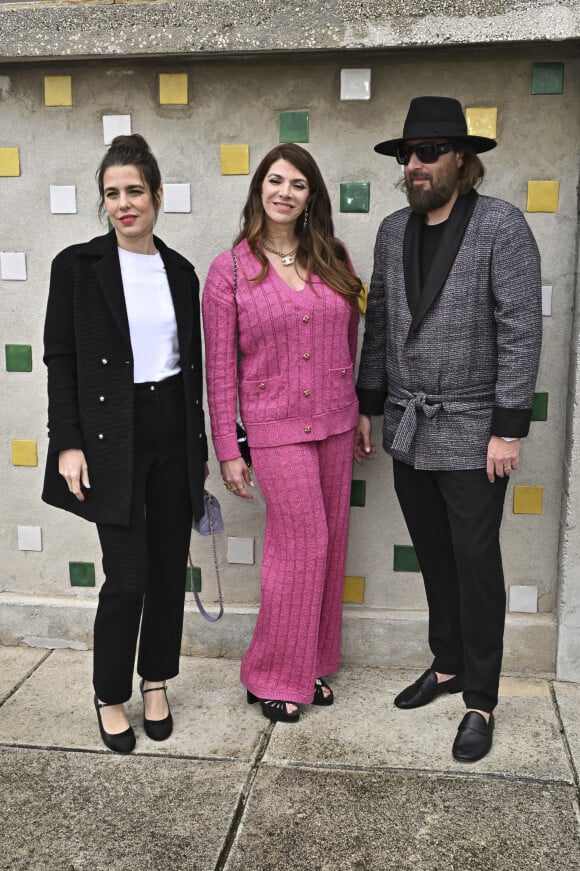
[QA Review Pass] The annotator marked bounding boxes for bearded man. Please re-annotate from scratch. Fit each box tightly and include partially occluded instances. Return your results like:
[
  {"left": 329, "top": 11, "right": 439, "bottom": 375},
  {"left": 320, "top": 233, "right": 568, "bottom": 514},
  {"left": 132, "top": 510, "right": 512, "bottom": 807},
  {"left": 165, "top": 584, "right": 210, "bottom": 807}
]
[{"left": 355, "top": 96, "right": 542, "bottom": 762}]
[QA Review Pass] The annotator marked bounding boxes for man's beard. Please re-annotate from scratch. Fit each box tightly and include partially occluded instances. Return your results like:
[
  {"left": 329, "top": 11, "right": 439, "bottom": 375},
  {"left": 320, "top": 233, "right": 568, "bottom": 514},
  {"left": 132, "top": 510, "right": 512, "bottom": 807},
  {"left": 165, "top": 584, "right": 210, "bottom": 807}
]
[{"left": 403, "top": 164, "right": 459, "bottom": 213}]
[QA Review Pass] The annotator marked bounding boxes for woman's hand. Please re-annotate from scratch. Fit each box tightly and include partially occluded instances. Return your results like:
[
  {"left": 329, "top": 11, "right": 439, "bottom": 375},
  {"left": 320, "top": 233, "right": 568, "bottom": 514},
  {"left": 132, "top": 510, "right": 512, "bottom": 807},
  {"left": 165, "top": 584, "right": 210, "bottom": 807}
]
[
  {"left": 221, "top": 457, "right": 254, "bottom": 500},
  {"left": 354, "top": 415, "right": 376, "bottom": 465},
  {"left": 59, "top": 449, "right": 90, "bottom": 501}
]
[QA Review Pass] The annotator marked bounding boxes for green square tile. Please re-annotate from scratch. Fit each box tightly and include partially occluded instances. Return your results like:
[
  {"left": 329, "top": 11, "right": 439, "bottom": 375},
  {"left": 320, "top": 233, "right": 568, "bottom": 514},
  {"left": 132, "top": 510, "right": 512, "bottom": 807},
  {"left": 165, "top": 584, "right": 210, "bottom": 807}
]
[
  {"left": 186, "top": 565, "right": 202, "bottom": 593},
  {"left": 340, "top": 182, "right": 370, "bottom": 213},
  {"left": 5, "top": 344, "right": 32, "bottom": 372},
  {"left": 279, "top": 111, "right": 309, "bottom": 143},
  {"left": 69, "top": 561, "right": 95, "bottom": 587},
  {"left": 393, "top": 545, "right": 420, "bottom": 573},
  {"left": 532, "top": 392, "right": 549, "bottom": 422},
  {"left": 350, "top": 479, "right": 366, "bottom": 507},
  {"left": 531, "top": 62, "right": 564, "bottom": 95}
]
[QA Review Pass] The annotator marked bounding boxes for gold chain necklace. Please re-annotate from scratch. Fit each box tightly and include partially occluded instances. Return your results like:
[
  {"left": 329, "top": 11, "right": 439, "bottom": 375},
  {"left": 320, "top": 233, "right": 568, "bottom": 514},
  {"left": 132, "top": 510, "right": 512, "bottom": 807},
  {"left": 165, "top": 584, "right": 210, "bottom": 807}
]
[{"left": 260, "top": 239, "right": 298, "bottom": 266}]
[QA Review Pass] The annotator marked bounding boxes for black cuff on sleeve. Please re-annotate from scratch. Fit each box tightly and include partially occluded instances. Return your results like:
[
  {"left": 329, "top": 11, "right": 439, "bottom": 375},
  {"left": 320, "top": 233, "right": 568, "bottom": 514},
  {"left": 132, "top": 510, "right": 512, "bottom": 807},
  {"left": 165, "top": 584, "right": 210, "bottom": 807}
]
[
  {"left": 47, "top": 431, "right": 84, "bottom": 455},
  {"left": 356, "top": 387, "right": 387, "bottom": 417},
  {"left": 490, "top": 405, "right": 532, "bottom": 438}
]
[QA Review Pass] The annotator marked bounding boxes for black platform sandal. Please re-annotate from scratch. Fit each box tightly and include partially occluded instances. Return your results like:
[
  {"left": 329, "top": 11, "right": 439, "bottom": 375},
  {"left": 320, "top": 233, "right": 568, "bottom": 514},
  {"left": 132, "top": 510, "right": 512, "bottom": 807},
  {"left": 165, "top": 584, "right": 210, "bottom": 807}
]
[
  {"left": 247, "top": 690, "right": 300, "bottom": 723},
  {"left": 313, "top": 678, "right": 334, "bottom": 707},
  {"left": 139, "top": 679, "right": 173, "bottom": 741},
  {"left": 94, "top": 695, "right": 136, "bottom": 754}
]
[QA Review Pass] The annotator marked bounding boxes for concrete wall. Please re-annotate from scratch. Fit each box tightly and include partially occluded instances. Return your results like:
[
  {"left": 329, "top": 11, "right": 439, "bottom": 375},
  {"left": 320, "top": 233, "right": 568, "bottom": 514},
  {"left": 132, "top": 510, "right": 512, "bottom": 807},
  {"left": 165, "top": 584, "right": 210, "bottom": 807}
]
[
  {"left": 1, "top": 1, "right": 579, "bottom": 60},
  {"left": 1, "top": 37, "right": 579, "bottom": 676}
]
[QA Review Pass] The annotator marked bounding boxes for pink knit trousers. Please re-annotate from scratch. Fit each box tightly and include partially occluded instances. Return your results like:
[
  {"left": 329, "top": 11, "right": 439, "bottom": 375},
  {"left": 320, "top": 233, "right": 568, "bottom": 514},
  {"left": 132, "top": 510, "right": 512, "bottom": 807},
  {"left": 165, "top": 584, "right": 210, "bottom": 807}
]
[{"left": 240, "top": 428, "right": 355, "bottom": 704}]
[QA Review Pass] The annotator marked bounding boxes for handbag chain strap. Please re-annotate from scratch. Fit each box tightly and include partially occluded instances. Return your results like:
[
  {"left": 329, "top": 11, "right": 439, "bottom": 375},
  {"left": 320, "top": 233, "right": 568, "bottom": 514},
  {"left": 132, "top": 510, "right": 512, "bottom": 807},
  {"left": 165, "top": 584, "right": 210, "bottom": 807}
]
[
  {"left": 188, "top": 249, "right": 239, "bottom": 622},
  {"left": 189, "top": 493, "right": 224, "bottom": 622}
]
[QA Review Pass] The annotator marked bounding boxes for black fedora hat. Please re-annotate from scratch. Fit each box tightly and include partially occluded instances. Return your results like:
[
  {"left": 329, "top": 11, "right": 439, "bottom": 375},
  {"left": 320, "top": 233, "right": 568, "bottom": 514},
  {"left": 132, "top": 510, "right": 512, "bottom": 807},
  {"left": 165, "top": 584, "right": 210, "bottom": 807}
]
[{"left": 374, "top": 96, "right": 497, "bottom": 156}]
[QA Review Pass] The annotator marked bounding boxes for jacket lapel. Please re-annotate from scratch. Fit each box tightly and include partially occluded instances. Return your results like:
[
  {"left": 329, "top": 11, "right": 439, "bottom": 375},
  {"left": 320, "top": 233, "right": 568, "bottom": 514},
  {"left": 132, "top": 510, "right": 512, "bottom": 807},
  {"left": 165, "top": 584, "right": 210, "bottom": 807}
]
[
  {"left": 88, "top": 231, "right": 131, "bottom": 341},
  {"left": 403, "top": 210, "right": 422, "bottom": 316},
  {"left": 408, "top": 188, "right": 479, "bottom": 335}
]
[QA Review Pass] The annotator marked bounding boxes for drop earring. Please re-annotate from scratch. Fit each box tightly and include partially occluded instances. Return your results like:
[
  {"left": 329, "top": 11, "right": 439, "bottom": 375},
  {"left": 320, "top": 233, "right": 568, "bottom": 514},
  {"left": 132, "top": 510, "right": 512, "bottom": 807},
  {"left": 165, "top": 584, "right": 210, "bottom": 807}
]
[{"left": 303, "top": 204, "right": 310, "bottom": 229}]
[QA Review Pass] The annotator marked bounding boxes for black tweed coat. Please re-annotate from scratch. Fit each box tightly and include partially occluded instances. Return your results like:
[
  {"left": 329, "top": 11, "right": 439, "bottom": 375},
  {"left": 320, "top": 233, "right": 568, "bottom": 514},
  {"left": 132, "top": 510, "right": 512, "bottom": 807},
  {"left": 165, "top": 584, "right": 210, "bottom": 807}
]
[
  {"left": 42, "top": 230, "right": 208, "bottom": 525},
  {"left": 357, "top": 191, "right": 542, "bottom": 470}
]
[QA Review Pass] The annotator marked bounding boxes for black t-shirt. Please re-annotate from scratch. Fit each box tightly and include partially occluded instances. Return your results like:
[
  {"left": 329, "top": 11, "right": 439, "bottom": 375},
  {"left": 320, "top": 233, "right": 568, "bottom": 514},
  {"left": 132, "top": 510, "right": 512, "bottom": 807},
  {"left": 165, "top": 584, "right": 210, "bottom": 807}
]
[{"left": 420, "top": 219, "right": 447, "bottom": 288}]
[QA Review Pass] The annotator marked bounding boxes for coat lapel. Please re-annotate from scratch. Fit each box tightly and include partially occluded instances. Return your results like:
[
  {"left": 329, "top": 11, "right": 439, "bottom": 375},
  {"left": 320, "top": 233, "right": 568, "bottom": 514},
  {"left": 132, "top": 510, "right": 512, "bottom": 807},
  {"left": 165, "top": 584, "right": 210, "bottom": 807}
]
[
  {"left": 156, "top": 237, "right": 194, "bottom": 359},
  {"left": 83, "top": 231, "right": 194, "bottom": 357},
  {"left": 88, "top": 231, "right": 131, "bottom": 341},
  {"left": 407, "top": 188, "right": 479, "bottom": 335}
]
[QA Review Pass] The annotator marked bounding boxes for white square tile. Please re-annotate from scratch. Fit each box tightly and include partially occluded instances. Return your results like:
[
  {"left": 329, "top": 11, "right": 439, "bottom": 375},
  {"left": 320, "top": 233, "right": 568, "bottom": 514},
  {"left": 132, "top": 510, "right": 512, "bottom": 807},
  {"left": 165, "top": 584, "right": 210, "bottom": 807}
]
[
  {"left": 50, "top": 185, "right": 77, "bottom": 214},
  {"left": 340, "top": 68, "right": 372, "bottom": 100},
  {"left": 163, "top": 183, "right": 191, "bottom": 213},
  {"left": 0, "top": 252, "right": 27, "bottom": 280},
  {"left": 17, "top": 526, "right": 42, "bottom": 552},
  {"left": 102, "top": 114, "right": 132, "bottom": 145},
  {"left": 509, "top": 584, "right": 538, "bottom": 613},
  {"left": 227, "top": 536, "right": 255, "bottom": 565},
  {"left": 542, "top": 285, "right": 552, "bottom": 317}
]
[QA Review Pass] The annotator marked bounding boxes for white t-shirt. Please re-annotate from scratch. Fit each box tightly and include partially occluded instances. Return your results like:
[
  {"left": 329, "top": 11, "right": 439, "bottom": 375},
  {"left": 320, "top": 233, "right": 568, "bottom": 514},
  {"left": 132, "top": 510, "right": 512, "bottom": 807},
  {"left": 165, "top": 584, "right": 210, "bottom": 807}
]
[{"left": 118, "top": 247, "right": 181, "bottom": 383}]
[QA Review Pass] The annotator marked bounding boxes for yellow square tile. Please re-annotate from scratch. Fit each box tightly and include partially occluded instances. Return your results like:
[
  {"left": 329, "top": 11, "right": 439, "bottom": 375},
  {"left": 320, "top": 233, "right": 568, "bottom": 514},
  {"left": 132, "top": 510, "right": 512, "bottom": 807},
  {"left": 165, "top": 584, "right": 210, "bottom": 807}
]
[
  {"left": 159, "top": 73, "right": 188, "bottom": 105},
  {"left": 359, "top": 284, "right": 369, "bottom": 315},
  {"left": 44, "top": 76, "right": 72, "bottom": 107},
  {"left": 527, "top": 180, "right": 560, "bottom": 213},
  {"left": 220, "top": 144, "right": 250, "bottom": 176},
  {"left": 11, "top": 440, "right": 38, "bottom": 467},
  {"left": 343, "top": 575, "right": 365, "bottom": 604},
  {"left": 513, "top": 486, "right": 544, "bottom": 515},
  {"left": 0, "top": 147, "right": 20, "bottom": 177},
  {"left": 466, "top": 107, "right": 498, "bottom": 139}
]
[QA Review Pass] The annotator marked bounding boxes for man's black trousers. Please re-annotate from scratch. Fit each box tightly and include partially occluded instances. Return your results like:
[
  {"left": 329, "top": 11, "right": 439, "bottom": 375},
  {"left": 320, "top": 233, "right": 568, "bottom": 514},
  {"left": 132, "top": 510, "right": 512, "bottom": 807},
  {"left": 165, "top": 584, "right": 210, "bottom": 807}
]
[{"left": 393, "top": 458, "right": 509, "bottom": 712}]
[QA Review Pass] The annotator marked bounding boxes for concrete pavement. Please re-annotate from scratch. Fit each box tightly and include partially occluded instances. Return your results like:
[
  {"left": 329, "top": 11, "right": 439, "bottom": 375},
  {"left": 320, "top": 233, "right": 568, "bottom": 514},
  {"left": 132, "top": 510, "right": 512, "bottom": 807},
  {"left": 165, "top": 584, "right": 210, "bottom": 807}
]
[{"left": 1, "top": 645, "right": 579, "bottom": 870}]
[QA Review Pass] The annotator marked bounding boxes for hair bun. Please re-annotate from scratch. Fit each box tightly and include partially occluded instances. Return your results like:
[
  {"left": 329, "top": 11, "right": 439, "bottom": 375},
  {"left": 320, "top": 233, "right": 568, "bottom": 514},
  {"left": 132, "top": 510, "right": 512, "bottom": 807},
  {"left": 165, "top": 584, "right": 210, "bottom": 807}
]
[{"left": 109, "top": 133, "right": 151, "bottom": 153}]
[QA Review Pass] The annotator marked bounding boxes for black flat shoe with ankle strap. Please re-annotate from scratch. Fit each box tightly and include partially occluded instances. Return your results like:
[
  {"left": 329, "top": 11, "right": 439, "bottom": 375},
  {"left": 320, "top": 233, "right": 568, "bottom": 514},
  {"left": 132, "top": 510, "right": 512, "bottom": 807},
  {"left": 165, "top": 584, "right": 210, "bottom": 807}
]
[
  {"left": 139, "top": 679, "right": 173, "bottom": 741},
  {"left": 94, "top": 695, "right": 136, "bottom": 754}
]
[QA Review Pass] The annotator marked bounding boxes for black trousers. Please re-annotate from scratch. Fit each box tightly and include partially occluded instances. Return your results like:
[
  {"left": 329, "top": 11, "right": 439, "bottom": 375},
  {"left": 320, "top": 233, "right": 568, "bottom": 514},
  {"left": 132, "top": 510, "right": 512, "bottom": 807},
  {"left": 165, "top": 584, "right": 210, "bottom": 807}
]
[
  {"left": 392, "top": 459, "right": 508, "bottom": 713},
  {"left": 93, "top": 375, "right": 193, "bottom": 704}
]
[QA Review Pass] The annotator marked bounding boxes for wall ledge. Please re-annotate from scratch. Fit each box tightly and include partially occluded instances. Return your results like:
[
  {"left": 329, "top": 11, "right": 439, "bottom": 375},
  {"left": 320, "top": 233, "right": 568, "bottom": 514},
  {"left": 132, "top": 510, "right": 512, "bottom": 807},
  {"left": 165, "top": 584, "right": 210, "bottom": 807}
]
[
  {"left": 1, "top": 0, "right": 579, "bottom": 62},
  {"left": 0, "top": 592, "right": 557, "bottom": 676}
]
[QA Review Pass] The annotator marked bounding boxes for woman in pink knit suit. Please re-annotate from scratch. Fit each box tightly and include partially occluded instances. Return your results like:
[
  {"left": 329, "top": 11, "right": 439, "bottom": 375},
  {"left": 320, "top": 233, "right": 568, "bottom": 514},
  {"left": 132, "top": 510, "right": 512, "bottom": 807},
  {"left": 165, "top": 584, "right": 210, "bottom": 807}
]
[{"left": 203, "top": 143, "right": 362, "bottom": 723}]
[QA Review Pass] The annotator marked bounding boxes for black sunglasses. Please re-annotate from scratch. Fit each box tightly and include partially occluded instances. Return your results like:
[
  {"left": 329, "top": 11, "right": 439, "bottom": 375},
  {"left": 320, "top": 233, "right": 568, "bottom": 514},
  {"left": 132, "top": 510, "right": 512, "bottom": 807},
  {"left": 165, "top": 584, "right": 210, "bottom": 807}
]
[{"left": 395, "top": 142, "right": 454, "bottom": 166}]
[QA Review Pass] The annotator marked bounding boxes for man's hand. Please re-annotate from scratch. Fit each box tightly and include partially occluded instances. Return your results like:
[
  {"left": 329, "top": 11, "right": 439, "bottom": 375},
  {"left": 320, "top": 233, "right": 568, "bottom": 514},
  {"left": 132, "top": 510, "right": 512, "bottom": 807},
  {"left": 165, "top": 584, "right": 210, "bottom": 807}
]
[
  {"left": 59, "top": 449, "right": 90, "bottom": 501},
  {"left": 354, "top": 415, "right": 376, "bottom": 465},
  {"left": 486, "top": 436, "right": 520, "bottom": 483}
]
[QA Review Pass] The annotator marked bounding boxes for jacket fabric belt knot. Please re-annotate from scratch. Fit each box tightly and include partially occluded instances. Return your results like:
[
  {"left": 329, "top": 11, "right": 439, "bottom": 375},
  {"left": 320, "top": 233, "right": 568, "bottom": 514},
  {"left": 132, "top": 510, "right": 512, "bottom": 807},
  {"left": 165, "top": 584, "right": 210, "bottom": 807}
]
[{"left": 389, "top": 384, "right": 496, "bottom": 454}]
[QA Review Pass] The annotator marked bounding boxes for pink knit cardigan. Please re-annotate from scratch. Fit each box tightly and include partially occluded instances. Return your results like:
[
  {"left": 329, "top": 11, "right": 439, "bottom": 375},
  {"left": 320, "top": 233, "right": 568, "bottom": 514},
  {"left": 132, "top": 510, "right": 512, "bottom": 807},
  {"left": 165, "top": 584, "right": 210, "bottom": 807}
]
[{"left": 202, "top": 239, "right": 359, "bottom": 461}]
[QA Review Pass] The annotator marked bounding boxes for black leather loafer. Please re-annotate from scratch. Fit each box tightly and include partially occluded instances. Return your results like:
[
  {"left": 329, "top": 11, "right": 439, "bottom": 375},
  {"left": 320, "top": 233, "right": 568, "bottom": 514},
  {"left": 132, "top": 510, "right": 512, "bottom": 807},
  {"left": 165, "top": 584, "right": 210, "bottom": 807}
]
[
  {"left": 394, "top": 668, "right": 464, "bottom": 709},
  {"left": 452, "top": 711, "right": 494, "bottom": 762}
]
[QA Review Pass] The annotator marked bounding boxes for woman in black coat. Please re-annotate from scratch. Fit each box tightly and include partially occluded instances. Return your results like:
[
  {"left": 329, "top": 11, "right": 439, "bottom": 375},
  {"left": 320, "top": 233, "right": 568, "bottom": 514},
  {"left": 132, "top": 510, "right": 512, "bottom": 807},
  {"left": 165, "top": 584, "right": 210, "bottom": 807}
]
[{"left": 42, "top": 134, "right": 208, "bottom": 753}]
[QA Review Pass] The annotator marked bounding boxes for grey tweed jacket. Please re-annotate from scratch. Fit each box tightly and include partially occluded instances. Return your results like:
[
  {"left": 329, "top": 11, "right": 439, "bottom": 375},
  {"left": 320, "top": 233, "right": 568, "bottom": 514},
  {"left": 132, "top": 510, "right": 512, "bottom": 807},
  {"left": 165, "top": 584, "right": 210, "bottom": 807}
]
[{"left": 356, "top": 190, "right": 542, "bottom": 470}]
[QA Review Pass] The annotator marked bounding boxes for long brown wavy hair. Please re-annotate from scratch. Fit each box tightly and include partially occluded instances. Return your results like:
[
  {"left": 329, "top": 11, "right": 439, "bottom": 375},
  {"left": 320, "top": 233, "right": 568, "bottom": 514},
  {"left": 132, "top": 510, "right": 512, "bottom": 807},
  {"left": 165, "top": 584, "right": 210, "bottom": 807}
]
[{"left": 234, "top": 143, "right": 363, "bottom": 315}]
